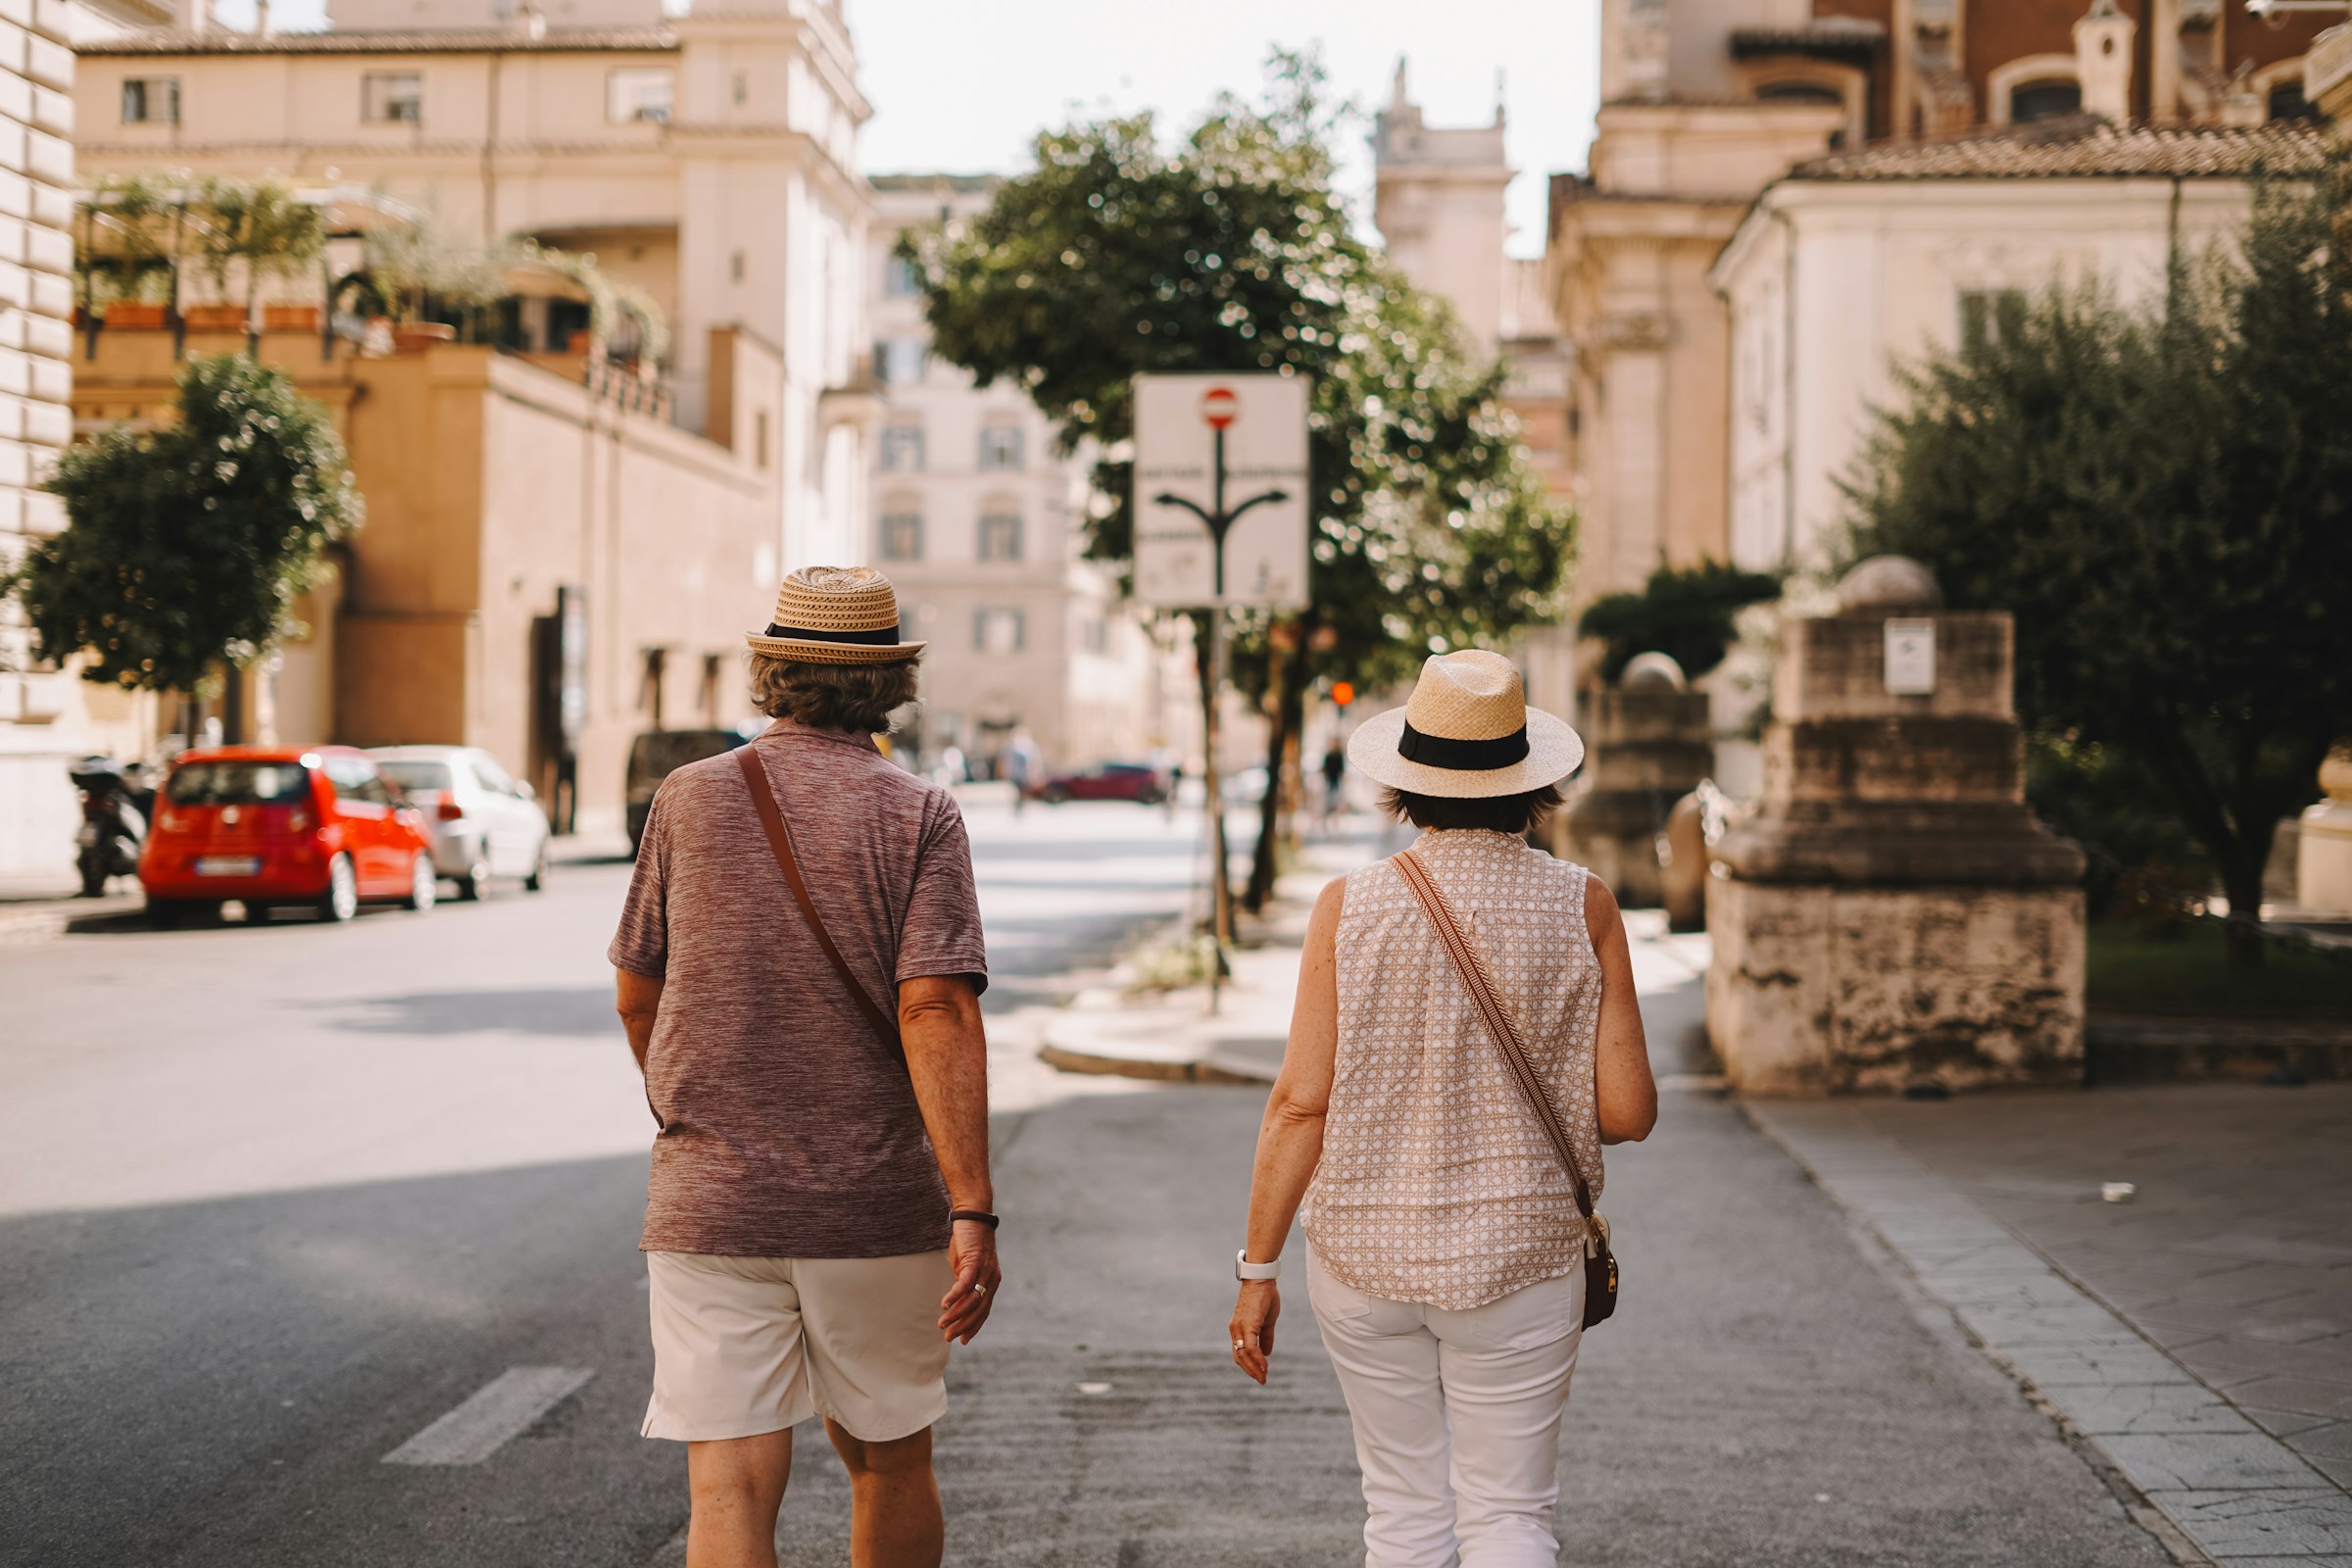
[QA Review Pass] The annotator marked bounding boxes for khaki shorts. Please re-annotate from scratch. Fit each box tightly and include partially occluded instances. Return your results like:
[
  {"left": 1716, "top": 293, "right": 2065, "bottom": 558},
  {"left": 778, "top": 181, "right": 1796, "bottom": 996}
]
[{"left": 643, "top": 1250, "right": 953, "bottom": 1443}]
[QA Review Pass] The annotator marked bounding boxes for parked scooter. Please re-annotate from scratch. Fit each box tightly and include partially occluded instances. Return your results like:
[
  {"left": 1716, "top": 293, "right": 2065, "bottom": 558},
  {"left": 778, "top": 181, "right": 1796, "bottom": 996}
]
[{"left": 70, "top": 757, "right": 155, "bottom": 897}]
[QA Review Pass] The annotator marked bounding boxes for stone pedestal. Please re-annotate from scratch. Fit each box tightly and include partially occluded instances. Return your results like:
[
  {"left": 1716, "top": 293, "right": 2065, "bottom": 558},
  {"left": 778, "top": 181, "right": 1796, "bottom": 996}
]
[
  {"left": 2299, "top": 747, "right": 2352, "bottom": 917},
  {"left": 1557, "top": 654, "right": 1712, "bottom": 907},
  {"left": 1705, "top": 559, "right": 2087, "bottom": 1095}
]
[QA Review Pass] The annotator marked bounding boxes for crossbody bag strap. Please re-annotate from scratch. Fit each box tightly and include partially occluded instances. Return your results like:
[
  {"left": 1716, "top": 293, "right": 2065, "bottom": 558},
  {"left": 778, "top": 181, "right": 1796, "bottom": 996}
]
[
  {"left": 736, "top": 746, "right": 902, "bottom": 1052},
  {"left": 1394, "top": 850, "right": 1595, "bottom": 1221}
]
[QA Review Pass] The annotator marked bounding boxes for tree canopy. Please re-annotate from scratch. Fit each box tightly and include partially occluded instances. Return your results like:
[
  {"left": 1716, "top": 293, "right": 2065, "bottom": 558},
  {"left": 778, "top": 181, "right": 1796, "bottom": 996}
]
[
  {"left": 5, "top": 354, "right": 363, "bottom": 695},
  {"left": 905, "top": 53, "right": 1574, "bottom": 907},
  {"left": 1578, "top": 561, "right": 1783, "bottom": 685},
  {"left": 1843, "top": 150, "right": 2352, "bottom": 960},
  {"left": 904, "top": 53, "right": 1574, "bottom": 698}
]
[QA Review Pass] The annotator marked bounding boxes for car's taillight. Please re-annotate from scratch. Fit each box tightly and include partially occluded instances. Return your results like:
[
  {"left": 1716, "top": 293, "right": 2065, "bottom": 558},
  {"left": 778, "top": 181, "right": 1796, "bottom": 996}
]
[{"left": 437, "top": 798, "right": 465, "bottom": 821}]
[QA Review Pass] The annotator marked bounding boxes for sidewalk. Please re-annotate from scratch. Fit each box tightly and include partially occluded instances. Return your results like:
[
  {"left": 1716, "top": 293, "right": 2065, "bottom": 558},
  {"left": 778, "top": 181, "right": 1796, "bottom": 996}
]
[
  {"left": 1038, "top": 839, "right": 2352, "bottom": 1563},
  {"left": 0, "top": 873, "right": 142, "bottom": 946}
]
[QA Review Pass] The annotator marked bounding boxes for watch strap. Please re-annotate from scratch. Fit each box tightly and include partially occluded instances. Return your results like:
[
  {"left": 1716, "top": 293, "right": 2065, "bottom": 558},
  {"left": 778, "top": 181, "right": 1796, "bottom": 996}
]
[{"left": 1235, "top": 1248, "right": 1280, "bottom": 1281}]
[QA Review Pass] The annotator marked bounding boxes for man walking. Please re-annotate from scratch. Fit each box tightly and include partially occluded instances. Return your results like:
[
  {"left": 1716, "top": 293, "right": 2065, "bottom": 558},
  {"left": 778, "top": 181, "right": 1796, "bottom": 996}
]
[{"left": 612, "top": 565, "right": 1000, "bottom": 1568}]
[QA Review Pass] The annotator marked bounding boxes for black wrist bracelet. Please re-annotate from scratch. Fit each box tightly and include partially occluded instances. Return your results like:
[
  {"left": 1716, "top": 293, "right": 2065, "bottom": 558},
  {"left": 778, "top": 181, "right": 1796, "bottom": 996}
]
[{"left": 951, "top": 1209, "right": 1001, "bottom": 1229}]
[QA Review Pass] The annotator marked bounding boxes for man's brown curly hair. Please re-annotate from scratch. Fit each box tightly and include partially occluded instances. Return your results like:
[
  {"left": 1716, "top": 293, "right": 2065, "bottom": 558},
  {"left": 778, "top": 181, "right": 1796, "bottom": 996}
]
[{"left": 748, "top": 652, "right": 920, "bottom": 732}]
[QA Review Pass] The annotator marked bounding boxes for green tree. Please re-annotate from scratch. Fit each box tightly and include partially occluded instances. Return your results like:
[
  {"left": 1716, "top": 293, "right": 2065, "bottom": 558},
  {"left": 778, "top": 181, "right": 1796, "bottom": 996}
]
[
  {"left": 195, "top": 177, "right": 324, "bottom": 357},
  {"left": 1577, "top": 560, "right": 1782, "bottom": 684},
  {"left": 1843, "top": 148, "right": 2352, "bottom": 965},
  {"left": 906, "top": 53, "right": 1574, "bottom": 907},
  {"left": 3, "top": 355, "right": 363, "bottom": 709}
]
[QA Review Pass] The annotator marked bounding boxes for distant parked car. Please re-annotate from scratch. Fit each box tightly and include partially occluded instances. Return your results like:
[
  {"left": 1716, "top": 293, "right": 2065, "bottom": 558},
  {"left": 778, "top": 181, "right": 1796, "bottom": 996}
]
[
  {"left": 139, "top": 746, "right": 437, "bottom": 925},
  {"left": 369, "top": 745, "right": 552, "bottom": 900},
  {"left": 626, "top": 726, "right": 755, "bottom": 852},
  {"left": 1031, "top": 760, "right": 1172, "bottom": 806}
]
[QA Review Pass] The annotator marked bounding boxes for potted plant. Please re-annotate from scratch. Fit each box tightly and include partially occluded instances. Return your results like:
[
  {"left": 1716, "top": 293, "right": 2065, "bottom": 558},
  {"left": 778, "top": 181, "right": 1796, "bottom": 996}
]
[{"left": 195, "top": 176, "right": 324, "bottom": 358}]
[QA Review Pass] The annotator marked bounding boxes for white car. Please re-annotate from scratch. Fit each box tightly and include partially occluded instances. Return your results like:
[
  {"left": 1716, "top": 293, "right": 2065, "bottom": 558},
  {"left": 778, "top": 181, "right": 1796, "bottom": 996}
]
[{"left": 368, "top": 746, "right": 551, "bottom": 900}]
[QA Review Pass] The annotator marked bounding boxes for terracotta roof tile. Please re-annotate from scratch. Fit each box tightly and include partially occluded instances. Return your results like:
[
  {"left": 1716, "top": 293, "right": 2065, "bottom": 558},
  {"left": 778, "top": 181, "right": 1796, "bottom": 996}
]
[{"left": 1789, "top": 115, "right": 2328, "bottom": 181}]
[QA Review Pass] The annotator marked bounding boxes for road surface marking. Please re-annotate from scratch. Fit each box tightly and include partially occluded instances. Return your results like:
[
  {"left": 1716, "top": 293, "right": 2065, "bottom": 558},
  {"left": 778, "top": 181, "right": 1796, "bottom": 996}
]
[{"left": 382, "top": 1366, "right": 594, "bottom": 1466}]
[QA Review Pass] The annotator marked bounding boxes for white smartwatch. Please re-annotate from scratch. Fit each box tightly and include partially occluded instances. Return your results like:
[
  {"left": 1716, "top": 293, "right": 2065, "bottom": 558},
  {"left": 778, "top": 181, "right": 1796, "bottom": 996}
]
[{"left": 1235, "top": 1249, "right": 1281, "bottom": 1282}]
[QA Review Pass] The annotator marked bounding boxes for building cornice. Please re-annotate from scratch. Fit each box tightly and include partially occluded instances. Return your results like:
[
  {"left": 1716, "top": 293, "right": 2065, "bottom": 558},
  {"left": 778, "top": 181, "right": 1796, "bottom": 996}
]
[{"left": 79, "top": 24, "right": 678, "bottom": 56}]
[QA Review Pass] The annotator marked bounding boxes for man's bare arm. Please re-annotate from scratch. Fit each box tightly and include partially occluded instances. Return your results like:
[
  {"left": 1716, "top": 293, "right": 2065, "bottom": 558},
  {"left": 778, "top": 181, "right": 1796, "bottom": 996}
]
[
  {"left": 900, "top": 974, "right": 1000, "bottom": 1344},
  {"left": 615, "top": 969, "right": 664, "bottom": 1074}
]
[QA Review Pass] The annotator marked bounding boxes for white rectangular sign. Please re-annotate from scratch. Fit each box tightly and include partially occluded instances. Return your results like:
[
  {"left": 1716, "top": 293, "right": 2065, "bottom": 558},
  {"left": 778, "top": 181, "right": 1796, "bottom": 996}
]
[
  {"left": 1884, "top": 618, "right": 1937, "bottom": 695},
  {"left": 1132, "top": 372, "right": 1309, "bottom": 610}
]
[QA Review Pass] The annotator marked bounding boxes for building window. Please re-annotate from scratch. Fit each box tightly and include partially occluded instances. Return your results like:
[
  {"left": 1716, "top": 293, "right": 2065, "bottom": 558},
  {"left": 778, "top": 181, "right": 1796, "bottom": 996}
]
[
  {"left": 363, "top": 72, "right": 423, "bottom": 124},
  {"left": 884, "top": 256, "right": 921, "bottom": 297},
  {"left": 974, "top": 609, "right": 1025, "bottom": 654},
  {"left": 879, "top": 512, "right": 924, "bottom": 562},
  {"left": 754, "top": 411, "right": 770, "bottom": 469},
  {"left": 2269, "top": 83, "right": 2320, "bottom": 122},
  {"left": 2008, "top": 80, "right": 2081, "bottom": 122},
  {"left": 608, "top": 67, "right": 674, "bottom": 124},
  {"left": 122, "top": 76, "right": 179, "bottom": 125},
  {"left": 874, "top": 337, "right": 927, "bottom": 385},
  {"left": 732, "top": 70, "right": 748, "bottom": 105},
  {"left": 1958, "top": 288, "right": 2027, "bottom": 350},
  {"left": 879, "top": 425, "right": 925, "bottom": 472},
  {"left": 978, "top": 511, "right": 1023, "bottom": 563},
  {"left": 977, "top": 425, "right": 1023, "bottom": 471}
]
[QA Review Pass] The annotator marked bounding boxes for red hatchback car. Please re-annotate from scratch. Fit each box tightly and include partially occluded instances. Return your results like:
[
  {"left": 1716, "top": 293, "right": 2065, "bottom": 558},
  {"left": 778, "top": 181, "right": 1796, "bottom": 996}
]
[{"left": 139, "top": 746, "right": 439, "bottom": 925}]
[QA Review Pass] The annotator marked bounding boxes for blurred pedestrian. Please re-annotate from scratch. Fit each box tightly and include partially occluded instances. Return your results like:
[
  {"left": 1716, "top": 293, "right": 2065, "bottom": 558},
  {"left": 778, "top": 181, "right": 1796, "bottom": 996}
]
[
  {"left": 1225, "top": 650, "right": 1659, "bottom": 1568},
  {"left": 612, "top": 565, "right": 1000, "bottom": 1568},
  {"left": 1320, "top": 741, "right": 1347, "bottom": 828},
  {"left": 935, "top": 743, "right": 965, "bottom": 792},
  {"left": 1004, "top": 727, "right": 1042, "bottom": 816}
]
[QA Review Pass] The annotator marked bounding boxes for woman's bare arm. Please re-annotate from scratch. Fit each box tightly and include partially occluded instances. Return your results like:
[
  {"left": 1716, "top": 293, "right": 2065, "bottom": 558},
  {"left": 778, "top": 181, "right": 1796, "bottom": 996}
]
[
  {"left": 1229, "top": 875, "right": 1344, "bottom": 1384},
  {"left": 1585, "top": 875, "right": 1658, "bottom": 1145}
]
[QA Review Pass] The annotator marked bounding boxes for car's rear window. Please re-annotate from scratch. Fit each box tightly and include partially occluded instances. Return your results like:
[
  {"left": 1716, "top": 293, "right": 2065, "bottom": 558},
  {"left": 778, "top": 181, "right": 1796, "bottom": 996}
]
[
  {"left": 165, "top": 760, "right": 313, "bottom": 806},
  {"left": 376, "top": 760, "right": 455, "bottom": 794}
]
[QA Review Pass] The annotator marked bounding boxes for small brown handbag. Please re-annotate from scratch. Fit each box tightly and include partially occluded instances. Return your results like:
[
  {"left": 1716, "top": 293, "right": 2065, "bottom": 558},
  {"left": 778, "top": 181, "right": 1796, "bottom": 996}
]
[{"left": 1394, "top": 850, "right": 1619, "bottom": 1329}]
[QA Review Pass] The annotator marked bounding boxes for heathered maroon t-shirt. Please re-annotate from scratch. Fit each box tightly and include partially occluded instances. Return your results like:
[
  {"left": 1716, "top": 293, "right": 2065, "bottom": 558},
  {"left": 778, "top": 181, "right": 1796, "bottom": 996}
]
[{"left": 609, "top": 720, "right": 987, "bottom": 1259}]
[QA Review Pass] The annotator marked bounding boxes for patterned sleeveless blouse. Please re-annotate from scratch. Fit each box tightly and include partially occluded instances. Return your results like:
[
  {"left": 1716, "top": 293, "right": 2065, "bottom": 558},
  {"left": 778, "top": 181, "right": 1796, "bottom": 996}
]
[{"left": 1303, "top": 829, "right": 1606, "bottom": 1311}]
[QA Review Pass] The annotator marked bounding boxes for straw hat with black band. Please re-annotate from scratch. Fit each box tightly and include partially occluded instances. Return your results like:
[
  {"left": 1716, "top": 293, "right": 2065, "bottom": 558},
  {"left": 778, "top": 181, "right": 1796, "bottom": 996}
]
[
  {"left": 746, "top": 565, "right": 925, "bottom": 665},
  {"left": 1346, "top": 650, "right": 1584, "bottom": 799}
]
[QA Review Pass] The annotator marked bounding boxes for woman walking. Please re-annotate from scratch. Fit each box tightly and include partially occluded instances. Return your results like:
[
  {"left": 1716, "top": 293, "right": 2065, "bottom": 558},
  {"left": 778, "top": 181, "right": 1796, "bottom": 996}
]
[{"left": 1226, "top": 649, "right": 1658, "bottom": 1568}]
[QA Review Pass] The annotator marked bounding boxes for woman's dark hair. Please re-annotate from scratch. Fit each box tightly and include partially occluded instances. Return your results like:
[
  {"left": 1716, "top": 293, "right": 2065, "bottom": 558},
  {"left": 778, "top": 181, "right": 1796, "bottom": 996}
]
[{"left": 1379, "top": 783, "right": 1562, "bottom": 836}]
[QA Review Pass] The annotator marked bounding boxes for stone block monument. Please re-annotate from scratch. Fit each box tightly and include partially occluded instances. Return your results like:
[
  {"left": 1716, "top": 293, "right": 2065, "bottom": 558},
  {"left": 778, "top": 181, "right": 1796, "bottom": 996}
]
[
  {"left": 1556, "top": 653, "right": 1713, "bottom": 907},
  {"left": 2298, "top": 746, "right": 2352, "bottom": 917},
  {"left": 1705, "top": 558, "right": 2086, "bottom": 1095}
]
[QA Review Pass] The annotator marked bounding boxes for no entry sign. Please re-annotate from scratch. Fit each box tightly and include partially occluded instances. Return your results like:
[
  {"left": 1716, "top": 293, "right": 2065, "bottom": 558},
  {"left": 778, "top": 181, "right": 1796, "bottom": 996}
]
[{"left": 1132, "top": 372, "right": 1309, "bottom": 610}]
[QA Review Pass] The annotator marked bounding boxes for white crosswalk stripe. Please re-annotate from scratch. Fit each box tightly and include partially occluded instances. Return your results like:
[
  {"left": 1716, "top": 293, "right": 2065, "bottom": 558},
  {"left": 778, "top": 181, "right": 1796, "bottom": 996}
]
[{"left": 381, "top": 1365, "right": 595, "bottom": 1466}]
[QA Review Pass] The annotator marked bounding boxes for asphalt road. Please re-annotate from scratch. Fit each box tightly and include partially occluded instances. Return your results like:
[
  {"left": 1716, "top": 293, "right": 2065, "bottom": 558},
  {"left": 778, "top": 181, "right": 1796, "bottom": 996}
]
[{"left": 0, "top": 799, "right": 2177, "bottom": 1566}]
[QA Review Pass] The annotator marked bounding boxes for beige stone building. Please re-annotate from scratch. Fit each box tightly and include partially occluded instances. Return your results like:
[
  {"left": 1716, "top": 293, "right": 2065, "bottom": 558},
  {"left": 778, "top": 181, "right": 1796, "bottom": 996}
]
[
  {"left": 1545, "top": 0, "right": 2330, "bottom": 602},
  {"left": 0, "top": 0, "right": 174, "bottom": 879},
  {"left": 866, "top": 173, "right": 1192, "bottom": 776},
  {"left": 1711, "top": 114, "right": 2324, "bottom": 574},
  {"left": 1369, "top": 66, "right": 1577, "bottom": 721},
  {"left": 73, "top": 0, "right": 876, "bottom": 568}
]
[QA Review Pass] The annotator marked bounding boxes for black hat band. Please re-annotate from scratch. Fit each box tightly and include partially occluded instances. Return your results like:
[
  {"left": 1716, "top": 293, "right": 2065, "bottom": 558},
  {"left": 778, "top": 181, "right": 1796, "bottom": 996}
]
[
  {"left": 763, "top": 620, "right": 903, "bottom": 647},
  {"left": 1397, "top": 721, "right": 1530, "bottom": 770}
]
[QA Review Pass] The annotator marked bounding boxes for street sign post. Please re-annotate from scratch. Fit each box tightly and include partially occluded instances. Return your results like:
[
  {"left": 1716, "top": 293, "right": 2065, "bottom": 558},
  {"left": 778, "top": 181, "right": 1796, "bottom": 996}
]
[{"left": 1132, "top": 373, "right": 1310, "bottom": 1009}]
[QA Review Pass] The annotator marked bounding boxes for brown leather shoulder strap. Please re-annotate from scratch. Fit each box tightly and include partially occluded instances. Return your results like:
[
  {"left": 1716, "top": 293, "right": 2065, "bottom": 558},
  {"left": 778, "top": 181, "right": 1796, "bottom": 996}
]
[
  {"left": 737, "top": 745, "right": 902, "bottom": 1052},
  {"left": 1394, "top": 849, "right": 1594, "bottom": 1219}
]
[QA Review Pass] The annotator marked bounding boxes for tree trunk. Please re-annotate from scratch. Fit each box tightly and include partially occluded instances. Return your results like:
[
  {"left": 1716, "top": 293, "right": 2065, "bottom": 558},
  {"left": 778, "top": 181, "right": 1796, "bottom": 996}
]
[
  {"left": 1245, "top": 653, "right": 1308, "bottom": 913},
  {"left": 2218, "top": 842, "right": 2269, "bottom": 970},
  {"left": 1191, "top": 610, "right": 1232, "bottom": 938}
]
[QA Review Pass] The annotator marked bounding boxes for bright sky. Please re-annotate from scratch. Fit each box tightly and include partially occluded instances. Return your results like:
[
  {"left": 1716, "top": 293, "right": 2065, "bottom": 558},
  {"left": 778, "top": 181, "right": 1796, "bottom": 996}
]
[{"left": 227, "top": 0, "right": 1601, "bottom": 259}]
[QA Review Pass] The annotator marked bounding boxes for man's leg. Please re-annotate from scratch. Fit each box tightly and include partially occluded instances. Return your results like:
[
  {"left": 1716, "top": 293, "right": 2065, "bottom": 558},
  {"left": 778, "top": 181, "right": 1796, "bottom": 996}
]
[
  {"left": 825, "top": 1419, "right": 943, "bottom": 1568},
  {"left": 685, "top": 1430, "right": 793, "bottom": 1568}
]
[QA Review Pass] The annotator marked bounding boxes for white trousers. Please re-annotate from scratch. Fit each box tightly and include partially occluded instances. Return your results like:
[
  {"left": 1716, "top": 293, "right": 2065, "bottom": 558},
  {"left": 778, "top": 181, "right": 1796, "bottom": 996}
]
[{"left": 1307, "top": 1249, "right": 1584, "bottom": 1568}]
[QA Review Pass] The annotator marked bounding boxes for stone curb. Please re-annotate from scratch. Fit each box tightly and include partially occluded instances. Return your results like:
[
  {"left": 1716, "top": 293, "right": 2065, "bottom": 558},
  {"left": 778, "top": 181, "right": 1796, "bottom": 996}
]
[
  {"left": 2087, "top": 1018, "right": 2352, "bottom": 1084},
  {"left": 1744, "top": 1100, "right": 2352, "bottom": 1566},
  {"left": 0, "top": 893, "right": 145, "bottom": 946},
  {"left": 1036, "top": 1040, "right": 1273, "bottom": 1086}
]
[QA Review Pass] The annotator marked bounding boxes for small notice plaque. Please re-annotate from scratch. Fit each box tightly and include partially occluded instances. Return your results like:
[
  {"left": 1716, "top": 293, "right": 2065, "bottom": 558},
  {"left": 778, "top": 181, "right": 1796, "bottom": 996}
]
[{"left": 1884, "top": 619, "right": 1936, "bottom": 695}]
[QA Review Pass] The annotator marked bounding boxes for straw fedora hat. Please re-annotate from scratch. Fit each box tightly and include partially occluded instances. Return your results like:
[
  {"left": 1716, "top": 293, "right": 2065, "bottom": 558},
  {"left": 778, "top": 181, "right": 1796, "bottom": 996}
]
[
  {"left": 746, "top": 565, "right": 925, "bottom": 664},
  {"left": 1347, "top": 650, "right": 1584, "bottom": 799}
]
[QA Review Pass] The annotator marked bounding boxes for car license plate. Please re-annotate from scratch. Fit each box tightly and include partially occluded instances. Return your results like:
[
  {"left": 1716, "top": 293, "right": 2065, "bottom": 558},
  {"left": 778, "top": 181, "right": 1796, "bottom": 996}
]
[{"left": 195, "top": 856, "right": 261, "bottom": 877}]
